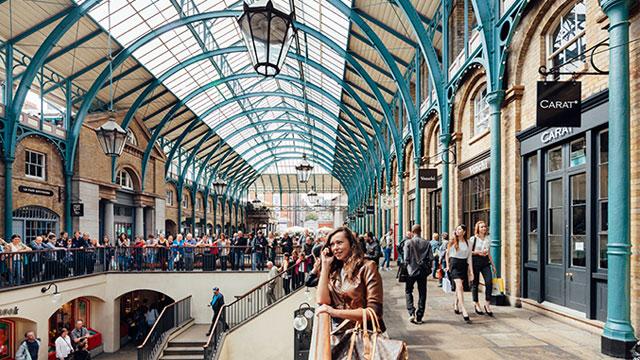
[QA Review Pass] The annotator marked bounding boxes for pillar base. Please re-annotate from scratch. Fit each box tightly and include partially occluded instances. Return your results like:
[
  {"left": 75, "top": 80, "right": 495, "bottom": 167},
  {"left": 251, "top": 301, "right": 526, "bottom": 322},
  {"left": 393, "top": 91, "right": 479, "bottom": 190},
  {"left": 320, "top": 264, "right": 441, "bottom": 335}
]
[{"left": 601, "top": 335, "right": 637, "bottom": 358}]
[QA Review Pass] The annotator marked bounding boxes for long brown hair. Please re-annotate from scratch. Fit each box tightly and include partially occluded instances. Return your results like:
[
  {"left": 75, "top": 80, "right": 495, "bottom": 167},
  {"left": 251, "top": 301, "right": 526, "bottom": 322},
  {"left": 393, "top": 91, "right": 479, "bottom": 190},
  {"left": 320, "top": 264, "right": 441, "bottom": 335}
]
[
  {"left": 448, "top": 224, "right": 468, "bottom": 251},
  {"left": 326, "top": 227, "right": 364, "bottom": 281}
]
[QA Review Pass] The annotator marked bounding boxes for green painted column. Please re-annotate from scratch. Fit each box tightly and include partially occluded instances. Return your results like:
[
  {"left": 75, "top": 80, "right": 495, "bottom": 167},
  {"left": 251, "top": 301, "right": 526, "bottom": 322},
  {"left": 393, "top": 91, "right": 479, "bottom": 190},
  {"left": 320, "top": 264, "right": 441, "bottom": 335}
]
[
  {"left": 191, "top": 190, "right": 197, "bottom": 235},
  {"left": 377, "top": 190, "right": 383, "bottom": 238},
  {"left": 414, "top": 160, "right": 421, "bottom": 225},
  {"left": 64, "top": 171, "right": 73, "bottom": 234},
  {"left": 220, "top": 196, "right": 225, "bottom": 235},
  {"left": 487, "top": 90, "right": 504, "bottom": 277},
  {"left": 3, "top": 158, "right": 14, "bottom": 238},
  {"left": 213, "top": 195, "right": 218, "bottom": 234},
  {"left": 440, "top": 134, "right": 451, "bottom": 236},
  {"left": 203, "top": 193, "right": 208, "bottom": 235},
  {"left": 600, "top": 0, "right": 637, "bottom": 357},
  {"left": 396, "top": 171, "right": 404, "bottom": 250}
]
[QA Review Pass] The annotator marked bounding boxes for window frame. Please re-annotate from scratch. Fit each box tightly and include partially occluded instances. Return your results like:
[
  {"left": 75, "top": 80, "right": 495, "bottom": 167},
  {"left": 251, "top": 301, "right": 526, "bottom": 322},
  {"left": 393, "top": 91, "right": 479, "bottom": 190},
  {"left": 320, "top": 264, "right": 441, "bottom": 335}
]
[
  {"left": 116, "top": 169, "right": 134, "bottom": 190},
  {"left": 24, "top": 149, "right": 46, "bottom": 181},
  {"left": 166, "top": 190, "right": 174, "bottom": 206},
  {"left": 472, "top": 84, "right": 490, "bottom": 137},
  {"left": 547, "top": 1, "right": 587, "bottom": 78}
]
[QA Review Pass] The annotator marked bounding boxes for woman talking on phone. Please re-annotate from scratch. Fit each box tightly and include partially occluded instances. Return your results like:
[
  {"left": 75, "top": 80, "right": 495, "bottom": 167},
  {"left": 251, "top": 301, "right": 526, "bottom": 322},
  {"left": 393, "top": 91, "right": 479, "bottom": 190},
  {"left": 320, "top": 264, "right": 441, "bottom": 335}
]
[{"left": 315, "top": 227, "right": 385, "bottom": 333}]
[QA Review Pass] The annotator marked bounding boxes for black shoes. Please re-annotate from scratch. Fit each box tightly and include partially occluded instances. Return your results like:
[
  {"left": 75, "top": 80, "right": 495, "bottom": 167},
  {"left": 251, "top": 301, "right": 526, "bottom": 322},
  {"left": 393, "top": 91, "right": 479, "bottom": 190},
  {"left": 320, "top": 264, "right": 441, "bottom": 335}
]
[
  {"left": 474, "top": 305, "right": 484, "bottom": 315},
  {"left": 463, "top": 314, "right": 471, "bottom": 323},
  {"left": 484, "top": 305, "right": 494, "bottom": 317}
]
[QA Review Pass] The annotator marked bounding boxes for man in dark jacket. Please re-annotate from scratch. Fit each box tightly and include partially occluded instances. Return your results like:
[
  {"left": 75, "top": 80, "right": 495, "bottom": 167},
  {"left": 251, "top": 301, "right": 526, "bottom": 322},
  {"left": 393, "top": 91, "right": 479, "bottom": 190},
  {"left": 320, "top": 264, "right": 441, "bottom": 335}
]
[
  {"left": 279, "top": 233, "right": 293, "bottom": 255},
  {"left": 364, "top": 232, "right": 382, "bottom": 266},
  {"left": 206, "top": 287, "right": 226, "bottom": 336},
  {"left": 232, "top": 232, "right": 247, "bottom": 270},
  {"left": 403, "top": 224, "right": 433, "bottom": 324}
]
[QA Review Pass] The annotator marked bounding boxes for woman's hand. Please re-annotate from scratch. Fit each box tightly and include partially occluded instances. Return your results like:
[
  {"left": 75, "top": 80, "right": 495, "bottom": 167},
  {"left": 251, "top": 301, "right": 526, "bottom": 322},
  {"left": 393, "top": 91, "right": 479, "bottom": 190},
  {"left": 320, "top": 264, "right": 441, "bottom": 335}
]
[
  {"left": 321, "top": 248, "right": 334, "bottom": 267},
  {"left": 468, "top": 271, "right": 475, "bottom": 282},
  {"left": 316, "top": 304, "right": 335, "bottom": 317}
]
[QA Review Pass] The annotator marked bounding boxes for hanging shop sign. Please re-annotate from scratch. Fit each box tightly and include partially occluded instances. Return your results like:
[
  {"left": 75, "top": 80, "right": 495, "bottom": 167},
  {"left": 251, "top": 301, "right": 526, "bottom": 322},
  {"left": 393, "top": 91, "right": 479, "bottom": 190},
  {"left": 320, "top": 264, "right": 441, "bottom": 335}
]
[
  {"left": 536, "top": 81, "right": 581, "bottom": 128},
  {"left": 71, "top": 203, "right": 84, "bottom": 217},
  {"left": 366, "top": 206, "right": 375, "bottom": 215},
  {"left": 418, "top": 169, "right": 438, "bottom": 189},
  {"left": 18, "top": 186, "right": 54, "bottom": 197},
  {"left": 380, "top": 194, "right": 394, "bottom": 210}
]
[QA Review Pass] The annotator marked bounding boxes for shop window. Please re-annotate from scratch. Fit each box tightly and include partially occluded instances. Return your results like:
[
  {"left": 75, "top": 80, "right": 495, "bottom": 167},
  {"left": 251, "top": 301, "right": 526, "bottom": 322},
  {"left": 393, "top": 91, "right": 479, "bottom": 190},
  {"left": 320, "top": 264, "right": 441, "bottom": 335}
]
[
  {"left": 13, "top": 206, "right": 59, "bottom": 244},
  {"left": 472, "top": 85, "right": 490, "bottom": 137},
  {"left": 166, "top": 190, "right": 174, "bottom": 206},
  {"left": 462, "top": 171, "right": 490, "bottom": 230},
  {"left": 0, "top": 319, "right": 15, "bottom": 359},
  {"left": 115, "top": 223, "right": 133, "bottom": 238},
  {"left": 25, "top": 149, "right": 46, "bottom": 180},
  {"left": 429, "top": 190, "right": 442, "bottom": 236},
  {"left": 116, "top": 169, "right": 134, "bottom": 190},
  {"left": 548, "top": 1, "right": 586, "bottom": 77},
  {"left": 527, "top": 155, "right": 539, "bottom": 262},
  {"left": 408, "top": 198, "right": 415, "bottom": 227},
  {"left": 547, "top": 179, "right": 564, "bottom": 265},
  {"left": 597, "top": 130, "right": 608, "bottom": 269},
  {"left": 126, "top": 129, "right": 138, "bottom": 146}
]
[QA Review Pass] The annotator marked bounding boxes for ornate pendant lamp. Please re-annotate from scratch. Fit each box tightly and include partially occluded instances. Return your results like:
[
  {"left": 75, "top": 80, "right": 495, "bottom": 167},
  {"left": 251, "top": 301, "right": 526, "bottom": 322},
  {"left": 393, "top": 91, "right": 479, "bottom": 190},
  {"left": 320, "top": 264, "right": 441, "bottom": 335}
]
[
  {"left": 238, "top": 0, "right": 295, "bottom": 77},
  {"left": 212, "top": 176, "right": 228, "bottom": 195},
  {"left": 295, "top": 154, "right": 313, "bottom": 183}
]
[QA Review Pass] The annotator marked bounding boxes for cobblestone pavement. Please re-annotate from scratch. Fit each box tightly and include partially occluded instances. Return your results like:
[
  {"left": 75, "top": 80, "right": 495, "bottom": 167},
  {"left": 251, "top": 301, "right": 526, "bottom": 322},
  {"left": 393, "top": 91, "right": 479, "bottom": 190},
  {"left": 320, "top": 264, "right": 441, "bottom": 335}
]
[{"left": 381, "top": 266, "right": 614, "bottom": 360}]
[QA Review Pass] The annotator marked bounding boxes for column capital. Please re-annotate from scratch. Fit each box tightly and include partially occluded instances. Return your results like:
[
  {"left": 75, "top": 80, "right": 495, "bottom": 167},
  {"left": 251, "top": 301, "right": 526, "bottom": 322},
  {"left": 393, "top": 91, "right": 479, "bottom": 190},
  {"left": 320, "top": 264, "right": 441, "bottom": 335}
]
[
  {"left": 599, "top": 0, "right": 633, "bottom": 13},
  {"left": 439, "top": 133, "right": 452, "bottom": 145},
  {"left": 486, "top": 90, "right": 505, "bottom": 106}
]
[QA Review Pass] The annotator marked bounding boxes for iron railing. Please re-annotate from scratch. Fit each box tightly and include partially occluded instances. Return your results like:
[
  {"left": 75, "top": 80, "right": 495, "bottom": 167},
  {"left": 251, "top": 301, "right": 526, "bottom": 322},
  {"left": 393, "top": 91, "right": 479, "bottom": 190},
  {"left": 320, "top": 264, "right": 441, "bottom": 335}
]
[
  {"left": 0, "top": 246, "right": 287, "bottom": 290},
  {"left": 203, "top": 257, "right": 312, "bottom": 359},
  {"left": 137, "top": 295, "right": 192, "bottom": 360}
]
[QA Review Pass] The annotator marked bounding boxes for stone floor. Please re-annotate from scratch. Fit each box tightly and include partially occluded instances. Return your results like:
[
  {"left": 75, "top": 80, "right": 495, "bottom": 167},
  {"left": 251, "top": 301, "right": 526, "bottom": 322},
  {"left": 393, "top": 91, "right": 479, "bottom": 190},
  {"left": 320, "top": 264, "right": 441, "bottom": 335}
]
[{"left": 381, "top": 266, "right": 614, "bottom": 360}]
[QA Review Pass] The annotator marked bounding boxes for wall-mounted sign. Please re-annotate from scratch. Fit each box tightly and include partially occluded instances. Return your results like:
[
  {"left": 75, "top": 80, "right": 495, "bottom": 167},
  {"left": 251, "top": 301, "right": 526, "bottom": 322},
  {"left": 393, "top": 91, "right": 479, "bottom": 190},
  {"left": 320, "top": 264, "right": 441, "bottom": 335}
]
[
  {"left": 537, "top": 81, "right": 581, "bottom": 127},
  {"left": 366, "top": 206, "right": 375, "bottom": 215},
  {"left": 380, "top": 194, "right": 394, "bottom": 210},
  {"left": 18, "top": 186, "right": 53, "bottom": 197},
  {"left": 0, "top": 306, "right": 19, "bottom": 316},
  {"left": 540, "top": 127, "right": 575, "bottom": 144},
  {"left": 418, "top": 169, "right": 438, "bottom": 189},
  {"left": 71, "top": 203, "right": 84, "bottom": 217}
]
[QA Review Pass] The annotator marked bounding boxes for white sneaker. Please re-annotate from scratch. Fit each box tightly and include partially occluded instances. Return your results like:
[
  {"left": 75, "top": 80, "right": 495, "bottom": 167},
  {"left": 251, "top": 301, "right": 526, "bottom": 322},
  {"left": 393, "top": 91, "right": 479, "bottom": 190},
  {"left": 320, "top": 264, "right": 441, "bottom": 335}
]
[{"left": 408, "top": 314, "right": 415, "bottom": 323}]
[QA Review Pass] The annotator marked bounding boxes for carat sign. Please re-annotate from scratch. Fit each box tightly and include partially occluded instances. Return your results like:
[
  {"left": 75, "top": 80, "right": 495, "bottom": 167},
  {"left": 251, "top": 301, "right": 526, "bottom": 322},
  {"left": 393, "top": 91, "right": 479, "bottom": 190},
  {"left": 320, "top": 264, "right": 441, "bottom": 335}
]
[{"left": 536, "top": 81, "right": 581, "bottom": 128}]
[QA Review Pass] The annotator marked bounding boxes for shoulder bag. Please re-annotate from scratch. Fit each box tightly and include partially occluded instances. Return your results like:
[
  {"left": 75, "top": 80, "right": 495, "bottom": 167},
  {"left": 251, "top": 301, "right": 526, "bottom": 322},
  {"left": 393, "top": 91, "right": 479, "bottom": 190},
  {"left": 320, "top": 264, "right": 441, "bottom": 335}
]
[{"left": 331, "top": 308, "right": 408, "bottom": 360}]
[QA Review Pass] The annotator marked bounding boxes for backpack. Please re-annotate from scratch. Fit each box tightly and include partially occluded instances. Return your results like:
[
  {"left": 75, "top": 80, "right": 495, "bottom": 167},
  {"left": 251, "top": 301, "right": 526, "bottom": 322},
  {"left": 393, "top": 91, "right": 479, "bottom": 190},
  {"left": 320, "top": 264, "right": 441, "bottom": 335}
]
[{"left": 415, "top": 240, "right": 434, "bottom": 275}]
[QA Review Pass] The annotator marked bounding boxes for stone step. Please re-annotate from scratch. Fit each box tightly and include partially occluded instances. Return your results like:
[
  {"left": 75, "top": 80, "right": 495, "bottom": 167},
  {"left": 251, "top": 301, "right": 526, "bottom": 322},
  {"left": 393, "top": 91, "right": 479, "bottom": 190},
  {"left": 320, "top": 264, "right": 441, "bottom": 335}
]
[
  {"left": 160, "top": 355, "right": 204, "bottom": 360},
  {"left": 163, "top": 346, "right": 204, "bottom": 355},
  {"left": 167, "top": 341, "right": 207, "bottom": 348}
]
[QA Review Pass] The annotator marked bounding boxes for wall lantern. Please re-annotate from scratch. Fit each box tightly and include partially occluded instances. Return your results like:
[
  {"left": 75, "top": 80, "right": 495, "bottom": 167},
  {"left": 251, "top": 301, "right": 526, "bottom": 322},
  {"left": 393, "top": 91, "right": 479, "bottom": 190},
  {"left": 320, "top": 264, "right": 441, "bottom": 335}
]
[
  {"left": 238, "top": 0, "right": 295, "bottom": 77},
  {"left": 295, "top": 155, "right": 313, "bottom": 183}
]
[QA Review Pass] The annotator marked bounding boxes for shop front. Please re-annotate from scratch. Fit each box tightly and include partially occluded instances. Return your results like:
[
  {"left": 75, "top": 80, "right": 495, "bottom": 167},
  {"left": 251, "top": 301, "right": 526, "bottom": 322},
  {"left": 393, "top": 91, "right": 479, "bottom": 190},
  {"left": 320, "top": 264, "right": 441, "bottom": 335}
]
[
  {"left": 48, "top": 297, "right": 103, "bottom": 359},
  {"left": 458, "top": 154, "right": 491, "bottom": 231},
  {"left": 518, "top": 94, "right": 608, "bottom": 321}
]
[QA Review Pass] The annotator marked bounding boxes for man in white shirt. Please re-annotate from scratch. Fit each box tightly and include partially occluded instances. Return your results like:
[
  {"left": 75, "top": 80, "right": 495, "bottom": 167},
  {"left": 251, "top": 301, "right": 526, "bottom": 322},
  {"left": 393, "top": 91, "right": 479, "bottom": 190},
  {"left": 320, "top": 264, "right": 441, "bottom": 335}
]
[{"left": 266, "top": 261, "right": 279, "bottom": 305}]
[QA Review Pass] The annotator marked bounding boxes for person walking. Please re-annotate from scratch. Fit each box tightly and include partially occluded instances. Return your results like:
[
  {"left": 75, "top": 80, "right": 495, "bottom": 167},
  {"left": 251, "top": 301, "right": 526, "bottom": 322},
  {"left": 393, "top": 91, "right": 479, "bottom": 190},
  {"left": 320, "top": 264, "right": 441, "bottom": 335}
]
[
  {"left": 445, "top": 225, "right": 474, "bottom": 323},
  {"left": 206, "top": 287, "right": 225, "bottom": 336},
  {"left": 381, "top": 229, "right": 393, "bottom": 271},
  {"left": 403, "top": 225, "right": 433, "bottom": 324},
  {"left": 364, "top": 232, "right": 382, "bottom": 266},
  {"left": 266, "top": 261, "right": 279, "bottom": 305},
  {"left": 16, "top": 331, "right": 40, "bottom": 360},
  {"left": 470, "top": 221, "right": 494, "bottom": 316},
  {"left": 429, "top": 233, "right": 441, "bottom": 279},
  {"left": 437, "top": 232, "right": 449, "bottom": 287},
  {"left": 54, "top": 328, "right": 74, "bottom": 360}
]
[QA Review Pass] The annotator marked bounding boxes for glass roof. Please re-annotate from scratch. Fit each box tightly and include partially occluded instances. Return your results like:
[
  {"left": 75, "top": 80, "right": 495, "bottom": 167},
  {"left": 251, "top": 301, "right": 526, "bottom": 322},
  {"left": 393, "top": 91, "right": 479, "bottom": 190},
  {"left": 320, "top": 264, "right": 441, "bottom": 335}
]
[{"left": 75, "top": 0, "right": 352, "bottom": 174}]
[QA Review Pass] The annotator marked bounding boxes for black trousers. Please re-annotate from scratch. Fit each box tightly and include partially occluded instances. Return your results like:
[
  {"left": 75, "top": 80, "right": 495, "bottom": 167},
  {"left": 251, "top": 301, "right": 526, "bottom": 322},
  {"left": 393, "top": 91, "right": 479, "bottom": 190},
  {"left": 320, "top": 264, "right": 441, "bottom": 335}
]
[
  {"left": 472, "top": 256, "right": 493, "bottom": 302},
  {"left": 405, "top": 273, "right": 427, "bottom": 320}
]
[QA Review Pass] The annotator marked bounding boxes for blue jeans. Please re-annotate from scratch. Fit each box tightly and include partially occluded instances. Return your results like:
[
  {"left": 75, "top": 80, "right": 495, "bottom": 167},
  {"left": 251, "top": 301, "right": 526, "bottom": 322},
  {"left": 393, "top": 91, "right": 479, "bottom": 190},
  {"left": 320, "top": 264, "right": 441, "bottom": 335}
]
[
  {"left": 382, "top": 247, "right": 392, "bottom": 268},
  {"left": 11, "top": 260, "right": 23, "bottom": 286},
  {"left": 233, "top": 251, "right": 245, "bottom": 270},
  {"left": 252, "top": 252, "right": 264, "bottom": 271}
]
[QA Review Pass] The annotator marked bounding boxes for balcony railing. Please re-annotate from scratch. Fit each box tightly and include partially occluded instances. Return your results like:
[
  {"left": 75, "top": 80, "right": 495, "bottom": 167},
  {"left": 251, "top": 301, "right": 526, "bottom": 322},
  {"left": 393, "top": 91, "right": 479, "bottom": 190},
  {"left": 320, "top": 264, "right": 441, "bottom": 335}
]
[
  {"left": 203, "top": 257, "right": 311, "bottom": 359},
  {"left": 137, "top": 295, "right": 192, "bottom": 360},
  {"left": 0, "top": 246, "right": 287, "bottom": 290}
]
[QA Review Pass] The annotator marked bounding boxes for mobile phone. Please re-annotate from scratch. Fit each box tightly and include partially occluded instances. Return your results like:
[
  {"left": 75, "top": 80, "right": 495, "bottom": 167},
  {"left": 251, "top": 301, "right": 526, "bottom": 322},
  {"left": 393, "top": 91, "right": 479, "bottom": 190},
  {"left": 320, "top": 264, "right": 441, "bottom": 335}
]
[{"left": 322, "top": 243, "right": 333, "bottom": 257}]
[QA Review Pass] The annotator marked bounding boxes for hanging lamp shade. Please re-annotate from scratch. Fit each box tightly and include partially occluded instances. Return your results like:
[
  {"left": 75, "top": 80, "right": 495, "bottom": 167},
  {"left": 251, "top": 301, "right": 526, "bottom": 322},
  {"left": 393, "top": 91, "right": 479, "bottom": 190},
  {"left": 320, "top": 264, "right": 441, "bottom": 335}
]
[
  {"left": 95, "top": 113, "right": 127, "bottom": 157},
  {"left": 238, "top": 0, "right": 295, "bottom": 77},
  {"left": 212, "top": 177, "right": 228, "bottom": 195},
  {"left": 295, "top": 155, "right": 313, "bottom": 183}
]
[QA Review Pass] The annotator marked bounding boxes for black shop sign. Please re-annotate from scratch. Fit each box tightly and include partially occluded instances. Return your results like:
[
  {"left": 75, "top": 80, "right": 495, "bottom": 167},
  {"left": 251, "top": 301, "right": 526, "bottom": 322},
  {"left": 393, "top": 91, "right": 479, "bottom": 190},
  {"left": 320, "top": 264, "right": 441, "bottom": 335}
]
[
  {"left": 418, "top": 169, "right": 438, "bottom": 189},
  {"left": 537, "top": 81, "right": 581, "bottom": 127},
  {"left": 366, "top": 206, "right": 375, "bottom": 215},
  {"left": 18, "top": 185, "right": 54, "bottom": 197},
  {"left": 71, "top": 203, "right": 84, "bottom": 217}
]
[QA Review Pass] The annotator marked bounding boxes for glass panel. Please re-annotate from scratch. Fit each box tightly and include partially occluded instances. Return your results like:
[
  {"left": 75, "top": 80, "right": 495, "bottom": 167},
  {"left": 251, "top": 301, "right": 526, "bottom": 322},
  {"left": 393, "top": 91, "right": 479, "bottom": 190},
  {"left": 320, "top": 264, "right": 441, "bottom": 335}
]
[
  {"left": 548, "top": 146, "right": 563, "bottom": 171},
  {"left": 547, "top": 179, "right": 563, "bottom": 265},
  {"left": 570, "top": 137, "right": 586, "bottom": 167},
  {"left": 528, "top": 209, "right": 538, "bottom": 262},
  {"left": 570, "top": 173, "right": 586, "bottom": 267}
]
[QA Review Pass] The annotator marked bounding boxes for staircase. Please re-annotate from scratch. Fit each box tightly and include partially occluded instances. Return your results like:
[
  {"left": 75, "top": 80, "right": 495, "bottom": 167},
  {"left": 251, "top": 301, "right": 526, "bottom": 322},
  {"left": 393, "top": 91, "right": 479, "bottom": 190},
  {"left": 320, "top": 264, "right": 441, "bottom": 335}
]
[
  {"left": 158, "top": 324, "right": 209, "bottom": 360},
  {"left": 160, "top": 340, "right": 206, "bottom": 360}
]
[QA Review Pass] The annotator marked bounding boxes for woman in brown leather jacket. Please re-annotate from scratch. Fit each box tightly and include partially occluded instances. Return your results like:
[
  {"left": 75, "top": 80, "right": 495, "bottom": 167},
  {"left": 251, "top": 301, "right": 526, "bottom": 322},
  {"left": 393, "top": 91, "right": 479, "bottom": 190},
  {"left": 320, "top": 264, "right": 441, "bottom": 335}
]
[{"left": 316, "top": 227, "right": 386, "bottom": 333}]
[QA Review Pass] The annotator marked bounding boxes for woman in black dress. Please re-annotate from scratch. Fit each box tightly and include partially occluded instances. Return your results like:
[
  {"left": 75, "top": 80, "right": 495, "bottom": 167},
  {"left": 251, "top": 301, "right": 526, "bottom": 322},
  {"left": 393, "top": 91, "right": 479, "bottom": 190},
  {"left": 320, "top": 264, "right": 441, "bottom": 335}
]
[{"left": 445, "top": 224, "right": 475, "bottom": 323}]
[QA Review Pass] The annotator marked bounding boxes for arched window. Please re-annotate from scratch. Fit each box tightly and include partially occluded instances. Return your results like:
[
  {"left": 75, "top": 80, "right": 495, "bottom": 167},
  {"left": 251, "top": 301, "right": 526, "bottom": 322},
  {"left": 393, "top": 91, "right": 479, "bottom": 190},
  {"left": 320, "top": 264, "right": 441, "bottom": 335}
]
[
  {"left": 472, "top": 85, "right": 490, "bottom": 137},
  {"left": 549, "top": 1, "right": 586, "bottom": 76},
  {"left": 166, "top": 189, "right": 174, "bottom": 206},
  {"left": 116, "top": 169, "right": 134, "bottom": 190},
  {"left": 126, "top": 129, "right": 138, "bottom": 146},
  {"left": 182, "top": 193, "right": 189, "bottom": 209}
]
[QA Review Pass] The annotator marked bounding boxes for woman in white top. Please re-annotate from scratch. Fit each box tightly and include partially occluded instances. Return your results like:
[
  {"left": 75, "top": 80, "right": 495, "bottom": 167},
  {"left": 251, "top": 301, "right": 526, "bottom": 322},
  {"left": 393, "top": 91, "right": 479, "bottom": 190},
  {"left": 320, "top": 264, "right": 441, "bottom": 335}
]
[
  {"left": 445, "top": 224, "right": 474, "bottom": 323},
  {"left": 55, "top": 328, "right": 74, "bottom": 360},
  {"left": 470, "top": 221, "right": 494, "bottom": 316}
]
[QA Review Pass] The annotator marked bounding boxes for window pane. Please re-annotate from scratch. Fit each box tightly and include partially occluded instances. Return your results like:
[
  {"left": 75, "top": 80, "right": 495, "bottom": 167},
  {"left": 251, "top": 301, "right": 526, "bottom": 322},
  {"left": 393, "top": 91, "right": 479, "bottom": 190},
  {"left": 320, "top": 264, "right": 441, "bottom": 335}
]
[
  {"left": 548, "top": 147, "right": 563, "bottom": 171},
  {"left": 570, "top": 138, "right": 586, "bottom": 167},
  {"left": 547, "top": 179, "right": 563, "bottom": 265}
]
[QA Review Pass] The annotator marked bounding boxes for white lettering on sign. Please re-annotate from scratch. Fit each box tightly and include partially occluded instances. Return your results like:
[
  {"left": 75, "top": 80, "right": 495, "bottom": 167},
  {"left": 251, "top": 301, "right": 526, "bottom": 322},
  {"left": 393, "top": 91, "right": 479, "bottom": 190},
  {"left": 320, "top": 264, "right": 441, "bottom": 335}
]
[
  {"left": 539, "top": 99, "right": 579, "bottom": 109},
  {"left": 469, "top": 160, "right": 489, "bottom": 175},
  {"left": 540, "top": 127, "right": 574, "bottom": 144}
]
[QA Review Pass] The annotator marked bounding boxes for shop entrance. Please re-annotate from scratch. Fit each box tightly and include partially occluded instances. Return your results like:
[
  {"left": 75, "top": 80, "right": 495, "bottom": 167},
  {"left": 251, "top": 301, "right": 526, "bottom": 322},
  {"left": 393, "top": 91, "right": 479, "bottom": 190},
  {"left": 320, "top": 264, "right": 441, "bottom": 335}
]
[{"left": 117, "top": 290, "right": 173, "bottom": 346}]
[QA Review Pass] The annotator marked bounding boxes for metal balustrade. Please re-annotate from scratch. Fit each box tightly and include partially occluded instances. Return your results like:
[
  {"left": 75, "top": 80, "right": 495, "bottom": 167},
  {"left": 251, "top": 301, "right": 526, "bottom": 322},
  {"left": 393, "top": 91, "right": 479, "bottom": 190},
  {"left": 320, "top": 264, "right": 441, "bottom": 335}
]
[
  {"left": 137, "top": 295, "right": 192, "bottom": 360},
  {"left": 0, "top": 246, "right": 286, "bottom": 290}
]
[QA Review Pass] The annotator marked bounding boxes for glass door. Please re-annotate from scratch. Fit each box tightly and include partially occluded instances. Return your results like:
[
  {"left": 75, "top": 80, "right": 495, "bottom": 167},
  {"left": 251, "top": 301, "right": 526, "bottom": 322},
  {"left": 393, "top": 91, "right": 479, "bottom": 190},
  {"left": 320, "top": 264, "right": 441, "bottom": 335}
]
[{"left": 545, "top": 177, "right": 565, "bottom": 305}]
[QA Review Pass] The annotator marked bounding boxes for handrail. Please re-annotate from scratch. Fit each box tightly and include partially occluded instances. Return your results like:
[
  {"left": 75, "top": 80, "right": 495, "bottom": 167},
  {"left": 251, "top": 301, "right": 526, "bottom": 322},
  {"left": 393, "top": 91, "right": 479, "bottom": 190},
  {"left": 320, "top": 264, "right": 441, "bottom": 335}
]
[
  {"left": 203, "top": 256, "right": 312, "bottom": 359},
  {"left": 137, "top": 295, "right": 192, "bottom": 360},
  {"left": 309, "top": 313, "right": 331, "bottom": 360}
]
